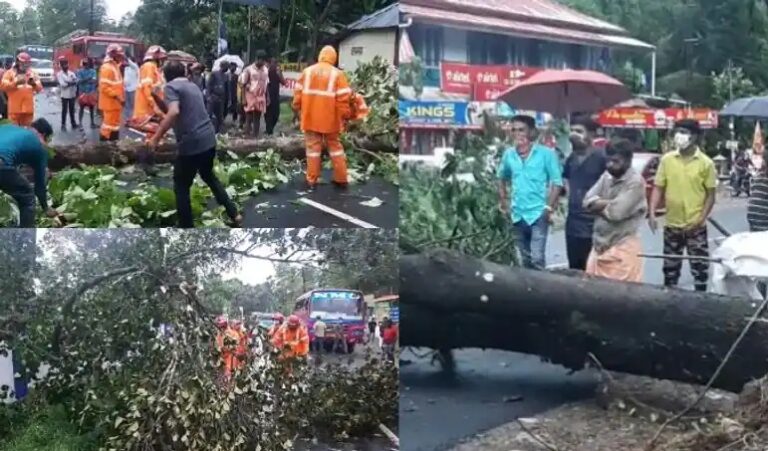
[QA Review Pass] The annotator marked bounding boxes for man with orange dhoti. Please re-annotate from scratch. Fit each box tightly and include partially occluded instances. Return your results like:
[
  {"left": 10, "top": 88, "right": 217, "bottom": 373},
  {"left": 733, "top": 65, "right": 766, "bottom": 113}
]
[
  {"left": 292, "top": 46, "right": 352, "bottom": 190},
  {"left": 583, "top": 139, "right": 648, "bottom": 282},
  {"left": 98, "top": 44, "right": 126, "bottom": 141}
]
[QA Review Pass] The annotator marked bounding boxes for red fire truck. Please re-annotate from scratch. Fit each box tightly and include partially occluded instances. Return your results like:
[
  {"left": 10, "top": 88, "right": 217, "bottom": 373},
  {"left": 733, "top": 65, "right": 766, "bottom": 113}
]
[{"left": 53, "top": 30, "right": 146, "bottom": 73}]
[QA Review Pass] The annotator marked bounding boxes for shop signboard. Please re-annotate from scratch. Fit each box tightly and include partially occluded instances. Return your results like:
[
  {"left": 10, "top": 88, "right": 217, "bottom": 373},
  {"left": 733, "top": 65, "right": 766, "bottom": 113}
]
[
  {"left": 440, "top": 61, "right": 541, "bottom": 96},
  {"left": 278, "top": 62, "right": 310, "bottom": 98},
  {"left": 597, "top": 108, "right": 719, "bottom": 129},
  {"left": 398, "top": 100, "right": 483, "bottom": 129}
]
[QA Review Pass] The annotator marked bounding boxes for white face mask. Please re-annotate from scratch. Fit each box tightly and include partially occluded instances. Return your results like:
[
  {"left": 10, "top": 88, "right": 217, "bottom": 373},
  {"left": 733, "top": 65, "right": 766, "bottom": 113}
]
[{"left": 674, "top": 133, "right": 691, "bottom": 149}]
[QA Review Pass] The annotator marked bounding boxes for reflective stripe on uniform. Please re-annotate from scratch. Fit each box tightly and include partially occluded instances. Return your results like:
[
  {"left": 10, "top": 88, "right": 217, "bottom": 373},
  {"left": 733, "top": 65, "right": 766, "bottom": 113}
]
[
  {"left": 100, "top": 79, "right": 122, "bottom": 85},
  {"left": 329, "top": 151, "right": 345, "bottom": 157},
  {"left": 327, "top": 68, "right": 338, "bottom": 92},
  {"left": 140, "top": 78, "right": 154, "bottom": 85},
  {"left": 101, "top": 124, "right": 120, "bottom": 131},
  {"left": 336, "top": 87, "right": 351, "bottom": 95},
  {"left": 306, "top": 152, "right": 322, "bottom": 158},
  {"left": 302, "top": 66, "right": 340, "bottom": 97}
]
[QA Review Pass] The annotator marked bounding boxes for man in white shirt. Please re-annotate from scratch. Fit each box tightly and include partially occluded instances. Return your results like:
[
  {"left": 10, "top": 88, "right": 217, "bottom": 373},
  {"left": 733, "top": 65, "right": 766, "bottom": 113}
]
[
  {"left": 56, "top": 57, "right": 78, "bottom": 130},
  {"left": 312, "top": 316, "right": 326, "bottom": 355},
  {"left": 123, "top": 55, "right": 139, "bottom": 119}
]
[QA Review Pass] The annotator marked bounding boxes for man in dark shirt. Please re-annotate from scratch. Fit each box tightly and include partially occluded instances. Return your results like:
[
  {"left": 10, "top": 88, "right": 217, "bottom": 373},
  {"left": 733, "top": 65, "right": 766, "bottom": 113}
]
[
  {"left": 226, "top": 62, "right": 240, "bottom": 126},
  {"left": 562, "top": 117, "right": 607, "bottom": 270},
  {"left": 0, "top": 119, "right": 58, "bottom": 227},
  {"left": 265, "top": 56, "right": 286, "bottom": 135},
  {"left": 206, "top": 61, "right": 229, "bottom": 133},
  {"left": 148, "top": 61, "right": 242, "bottom": 228}
]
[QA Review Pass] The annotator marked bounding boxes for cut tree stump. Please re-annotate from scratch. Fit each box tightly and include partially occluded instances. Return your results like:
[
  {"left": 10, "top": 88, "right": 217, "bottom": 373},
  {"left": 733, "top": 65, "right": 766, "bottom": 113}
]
[
  {"left": 400, "top": 249, "right": 768, "bottom": 392},
  {"left": 49, "top": 135, "right": 396, "bottom": 170}
]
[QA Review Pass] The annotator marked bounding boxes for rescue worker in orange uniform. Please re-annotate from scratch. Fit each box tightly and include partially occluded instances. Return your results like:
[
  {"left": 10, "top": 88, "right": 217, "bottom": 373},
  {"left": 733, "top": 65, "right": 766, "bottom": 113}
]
[
  {"left": 1, "top": 53, "right": 43, "bottom": 126},
  {"left": 271, "top": 315, "right": 310, "bottom": 359},
  {"left": 268, "top": 313, "right": 284, "bottom": 339},
  {"left": 129, "top": 45, "right": 167, "bottom": 138},
  {"left": 214, "top": 315, "right": 241, "bottom": 382},
  {"left": 292, "top": 46, "right": 352, "bottom": 190},
  {"left": 98, "top": 44, "right": 126, "bottom": 141},
  {"left": 230, "top": 319, "right": 249, "bottom": 369}
]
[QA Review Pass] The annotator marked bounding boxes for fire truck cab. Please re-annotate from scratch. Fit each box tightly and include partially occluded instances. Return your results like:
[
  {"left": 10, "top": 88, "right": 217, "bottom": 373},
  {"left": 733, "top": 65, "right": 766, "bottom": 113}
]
[{"left": 53, "top": 30, "right": 145, "bottom": 73}]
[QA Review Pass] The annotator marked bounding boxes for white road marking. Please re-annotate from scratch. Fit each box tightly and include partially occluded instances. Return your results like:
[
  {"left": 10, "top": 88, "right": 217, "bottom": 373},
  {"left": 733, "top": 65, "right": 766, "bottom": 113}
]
[{"left": 298, "top": 198, "right": 378, "bottom": 228}]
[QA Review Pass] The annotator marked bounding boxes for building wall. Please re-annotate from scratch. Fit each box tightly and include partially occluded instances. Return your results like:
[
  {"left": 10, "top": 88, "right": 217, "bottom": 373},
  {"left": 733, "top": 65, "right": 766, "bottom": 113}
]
[{"left": 338, "top": 29, "right": 396, "bottom": 70}]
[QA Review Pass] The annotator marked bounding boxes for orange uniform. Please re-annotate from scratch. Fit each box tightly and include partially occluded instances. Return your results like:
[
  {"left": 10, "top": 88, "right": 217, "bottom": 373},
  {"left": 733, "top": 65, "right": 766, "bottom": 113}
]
[
  {"left": 98, "top": 59, "right": 125, "bottom": 140},
  {"left": 133, "top": 61, "right": 165, "bottom": 120},
  {"left": 292, "top": 46, "right": 352, "bottom": 186},
  {"left": 1, "top": 67, "right": 42, "bottom": 126},
  {"left": 215, "top": 326, "right": 243, "bottom": 377},
  {"left": 271, "top": 324, "right": 310, "bottom": 358}
]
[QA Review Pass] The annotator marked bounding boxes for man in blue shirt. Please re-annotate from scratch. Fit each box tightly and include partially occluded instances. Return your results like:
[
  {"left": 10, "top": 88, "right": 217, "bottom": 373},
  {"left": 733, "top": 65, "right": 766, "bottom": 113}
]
[
  {"left": 0, "top": 118, "right": 58, "bottom": 227},
  {"left": 563, "top": 117, "right": 607, "bottom": 270},
  {"left": 497, "top": 115, "right": 563, "bottom": 269}
]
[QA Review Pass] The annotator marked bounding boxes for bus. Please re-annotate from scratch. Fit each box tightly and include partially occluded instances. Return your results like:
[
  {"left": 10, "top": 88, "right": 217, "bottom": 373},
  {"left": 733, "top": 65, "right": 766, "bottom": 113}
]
[
  {"left": 16, "top": 45, "right": 53, "bottom": 61},
  {"left": 294, "top": 289, "right": 366, "bottom": 353},
  {"left": 53, "top": 30, "right": 145, "bottom": 74}
]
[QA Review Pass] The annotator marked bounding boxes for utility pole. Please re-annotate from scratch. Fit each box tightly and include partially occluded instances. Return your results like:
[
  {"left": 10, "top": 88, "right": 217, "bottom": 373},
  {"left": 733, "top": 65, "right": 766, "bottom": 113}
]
[
  {"left": 728, "top": 58, "right": 734, "bottom": 103},
  {"left": 89, "top": 0, "right": 95, "bottom": 35}
]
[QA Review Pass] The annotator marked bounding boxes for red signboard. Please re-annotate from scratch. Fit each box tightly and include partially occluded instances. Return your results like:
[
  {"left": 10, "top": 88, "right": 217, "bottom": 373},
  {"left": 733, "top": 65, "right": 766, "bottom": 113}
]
[
  {"left": 597, "top": 108, "right": 719, "bottom": 129},
  {"left": 441, "top": 62, "right": 540, "bottom": 96}
]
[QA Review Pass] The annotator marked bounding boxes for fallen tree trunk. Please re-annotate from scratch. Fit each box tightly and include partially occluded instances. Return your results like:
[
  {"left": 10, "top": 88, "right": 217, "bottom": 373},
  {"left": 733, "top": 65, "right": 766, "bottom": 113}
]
[
  {"left": 49, "top": 135, "right": 396, "bottom": 170},
  {"left": 400, "top": 249, "right": 768, "bottom": 392}
]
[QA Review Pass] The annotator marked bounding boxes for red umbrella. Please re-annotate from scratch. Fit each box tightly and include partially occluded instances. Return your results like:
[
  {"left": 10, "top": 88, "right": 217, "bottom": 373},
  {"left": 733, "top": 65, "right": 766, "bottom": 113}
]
[{"left": 498, "top": 69, "right": 631, "bottom": 117}]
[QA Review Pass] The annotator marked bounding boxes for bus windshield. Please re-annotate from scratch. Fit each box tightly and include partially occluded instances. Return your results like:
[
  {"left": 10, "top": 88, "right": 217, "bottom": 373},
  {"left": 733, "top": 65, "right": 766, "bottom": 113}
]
[
  {"left": 310, "top": 291, "right": 362, "bottom": 319},
  {"left": 19, "top": 46, "right": 53, "bottom": 60},
  {"left": 87, "top": 42, "right": 135, "bottom": 59}
]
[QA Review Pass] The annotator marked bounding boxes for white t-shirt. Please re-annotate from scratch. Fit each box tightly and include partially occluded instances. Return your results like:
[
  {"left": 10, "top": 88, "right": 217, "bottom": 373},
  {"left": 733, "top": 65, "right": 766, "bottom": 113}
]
[
  {"left": 313, "top": 320, "right": 327, "bottom": 338},
  {"left": 57, "top": 70, "right": 78, "bottom": 99},
  {"left": 123, "top": 60, "right": 139, "bottom": 92}
]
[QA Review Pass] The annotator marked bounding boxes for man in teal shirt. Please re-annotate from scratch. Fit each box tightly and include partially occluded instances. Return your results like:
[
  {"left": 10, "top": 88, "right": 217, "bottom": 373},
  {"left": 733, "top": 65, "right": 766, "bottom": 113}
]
[
  {"left": 497, "top": 115, "right": 563, "bottom": 269},
  {"left": 0, "top": 119, "right": 57, "bottom": 227}
]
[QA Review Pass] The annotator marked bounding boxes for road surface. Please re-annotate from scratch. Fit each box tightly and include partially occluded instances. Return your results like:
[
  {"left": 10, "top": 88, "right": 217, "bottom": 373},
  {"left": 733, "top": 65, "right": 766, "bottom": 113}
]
[
  {"left": 400, "top": 198, "right": 751, "bottom": 451},
  {"left": 36, "top": 89, "right": 398, "bottom": 228}
]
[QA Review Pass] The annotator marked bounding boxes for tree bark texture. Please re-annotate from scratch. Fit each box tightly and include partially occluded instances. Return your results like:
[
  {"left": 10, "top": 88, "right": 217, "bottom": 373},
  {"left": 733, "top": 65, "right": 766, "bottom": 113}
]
[
  {"left": 49, "top": 135, "right": 396, "bottom": 170},
  {"left": 400, "top": 250, "right": 768, "bottom": 392}
]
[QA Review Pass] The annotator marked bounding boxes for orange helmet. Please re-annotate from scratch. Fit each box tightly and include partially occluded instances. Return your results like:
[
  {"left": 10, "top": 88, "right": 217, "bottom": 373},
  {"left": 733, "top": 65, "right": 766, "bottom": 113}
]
[
  {"left": 287, "top": 315, "right": 301, "bottom": 328},
  {"left": 145, "top": 45, "right": 167, "bottom": 61},
  {"left": 215, "top": 315, "right": 228, "bottom": 328},
  {"left": 274, "top": 313, "right": 284, "bottom": 323},
  {"left": 16, "top": 52, "right": 31, "bottom": 63},
  {"left": 106, "top": 44, "right": 125, "bottom": 58}
]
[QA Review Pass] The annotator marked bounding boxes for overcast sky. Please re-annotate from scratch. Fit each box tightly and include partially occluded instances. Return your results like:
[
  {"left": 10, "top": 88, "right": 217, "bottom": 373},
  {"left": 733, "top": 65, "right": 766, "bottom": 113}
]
[{"left": 8, "top": 0, "right": 142, "bottom": 21}]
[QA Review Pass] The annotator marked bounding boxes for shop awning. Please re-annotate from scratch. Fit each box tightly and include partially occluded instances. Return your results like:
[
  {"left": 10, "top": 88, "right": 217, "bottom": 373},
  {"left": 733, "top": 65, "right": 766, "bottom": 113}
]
[{"left": 400, "top": 3, "right": 654, "bottom": 51}]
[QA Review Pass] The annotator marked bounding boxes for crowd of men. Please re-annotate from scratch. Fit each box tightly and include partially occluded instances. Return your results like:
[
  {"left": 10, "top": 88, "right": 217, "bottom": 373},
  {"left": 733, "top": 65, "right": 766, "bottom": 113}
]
[
  {"left": 0, "top": 43, "right": 366, "bottom": 227},
  {"left": 496, "top": 114, "right": 764, "bottom": 291}
]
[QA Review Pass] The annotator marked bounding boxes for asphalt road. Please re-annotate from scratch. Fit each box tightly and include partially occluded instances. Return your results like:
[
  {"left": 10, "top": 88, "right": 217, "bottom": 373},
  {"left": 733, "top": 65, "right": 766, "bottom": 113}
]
[
  {"left": 36, "top": 89, "right": 398, "bottom": 228},
  {"left": 400, "top": 198, "right": 751, "bottom": 451}
]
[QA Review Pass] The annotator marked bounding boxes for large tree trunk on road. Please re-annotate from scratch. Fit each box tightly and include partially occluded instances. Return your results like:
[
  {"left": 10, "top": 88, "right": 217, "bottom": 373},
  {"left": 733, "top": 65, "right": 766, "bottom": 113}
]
[
  {"left": 49, "top": 135, "right": 396, "bottom": 170},
  {"left": 401, "top": 250, "right": 768, "bottom": 392}
]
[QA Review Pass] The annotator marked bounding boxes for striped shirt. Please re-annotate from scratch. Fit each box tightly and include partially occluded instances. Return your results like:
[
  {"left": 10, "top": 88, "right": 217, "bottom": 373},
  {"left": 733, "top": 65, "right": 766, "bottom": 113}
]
[{"left": 748, "top": 174, "right": 768, "bottom": 231}]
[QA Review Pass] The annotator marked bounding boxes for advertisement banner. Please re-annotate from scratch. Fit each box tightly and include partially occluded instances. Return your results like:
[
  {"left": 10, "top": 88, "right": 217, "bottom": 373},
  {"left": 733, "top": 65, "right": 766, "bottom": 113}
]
[
  {"left": 281, "top": 71, "right": 301, "bottom": 98},
  {"left": 398, "top": 100, "right": 484, "bottom": 129},
  {"left": 440, "top": 61, "right": 541, "bottom": 95},
  {"left": 597, "top": 108, "right": 719, "bottom": 129}
]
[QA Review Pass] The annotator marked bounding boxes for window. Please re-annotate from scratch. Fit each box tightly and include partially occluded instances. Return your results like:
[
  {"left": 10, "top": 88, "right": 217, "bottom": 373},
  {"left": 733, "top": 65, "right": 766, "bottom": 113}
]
[
  {"left": 568, "top": 44, "right": 583, "bottom": 69},
  {"left": 468, "top": 32, "right": 510, "bottom": 65},
  {"left": 351, "top": 46, "right": 363, "bottom": 56},
  {"left": 539, "top": 42, "right": 568, "bottom": 69},
  {"left": 412, "top": 24, "right": 444, "bottom": 67}
]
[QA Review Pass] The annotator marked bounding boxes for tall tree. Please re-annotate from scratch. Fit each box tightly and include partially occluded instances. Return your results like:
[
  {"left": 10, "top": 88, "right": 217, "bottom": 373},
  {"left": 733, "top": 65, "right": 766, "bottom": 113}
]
[{"left": 34, "top": 0, "right": 109, "bottom": 44}]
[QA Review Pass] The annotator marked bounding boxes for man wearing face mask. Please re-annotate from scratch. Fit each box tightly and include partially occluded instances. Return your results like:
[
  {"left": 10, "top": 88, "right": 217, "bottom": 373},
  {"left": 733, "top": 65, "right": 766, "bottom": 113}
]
[
  {"left": 649, "top": 119, "right": 717, "bottom": 292},
  {"left": 498, "top": 115, "right": 563, "bottom": 269},
  {"left": 562, "top": 117, "right": 607, "bottom": 270},
  {"left": 583, "top": 139, "right": 647, "bottom": 282}
]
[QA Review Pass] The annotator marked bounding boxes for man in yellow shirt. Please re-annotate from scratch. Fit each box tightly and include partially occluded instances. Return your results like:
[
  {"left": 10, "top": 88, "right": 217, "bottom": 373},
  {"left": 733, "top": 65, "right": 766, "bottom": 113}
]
[{"left": 649, "top": 119, "right": 717, "bottom": 292}]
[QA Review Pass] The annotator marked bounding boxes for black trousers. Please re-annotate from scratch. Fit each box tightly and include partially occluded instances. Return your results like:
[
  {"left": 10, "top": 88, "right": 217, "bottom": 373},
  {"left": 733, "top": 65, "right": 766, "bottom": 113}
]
[
  {"left": 566, "top": 235, "right": 593, "bottom": 270},
  {"left": 208, "top": 96, "right": 225, "bottom": 133},
  {"left": 61, "top": 98, "right": 77, "bottom": 127},
  {"left": 265, "top": 99, "right": 280, "bottom": 134},
  {"left": 174, "top": 148, "right": 238, "bottom": 227},
  {"left": 0, "top": 166, "right": 36, "bottom": 227},
  {"left": 0, "top": 92, "right": 7, "bottom": 119}
]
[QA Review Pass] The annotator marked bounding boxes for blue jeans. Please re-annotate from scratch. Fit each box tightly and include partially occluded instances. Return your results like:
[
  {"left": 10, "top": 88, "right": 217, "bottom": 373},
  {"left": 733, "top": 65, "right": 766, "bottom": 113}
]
[{"left": 513, "top": 214, "right": 549, "bottom": 269}]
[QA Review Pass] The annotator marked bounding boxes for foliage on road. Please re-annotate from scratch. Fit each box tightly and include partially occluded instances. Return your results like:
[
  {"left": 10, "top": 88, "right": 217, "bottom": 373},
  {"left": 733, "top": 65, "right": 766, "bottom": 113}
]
[
  {"left": 0, "top": 229, "right": 398, "bottom": 450},
  {"left": 400, "top": 133, "right": 518, "bottom": 265}
]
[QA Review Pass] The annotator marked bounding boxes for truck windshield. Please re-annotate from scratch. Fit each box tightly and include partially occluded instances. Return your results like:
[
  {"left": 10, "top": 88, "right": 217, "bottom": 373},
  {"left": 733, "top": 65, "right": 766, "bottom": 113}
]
[
  {"left": 87, "top": 42, "right": 135, "bottom": 59},
  {"left": 31, "top": 60, "right": 52, "bottom": 69}
]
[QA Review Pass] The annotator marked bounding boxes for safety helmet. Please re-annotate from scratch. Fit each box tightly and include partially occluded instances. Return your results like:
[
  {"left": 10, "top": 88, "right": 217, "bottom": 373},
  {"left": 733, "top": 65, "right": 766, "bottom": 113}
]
[
  {"left": 215, "top": 315, "right": 228, "bottom": 328},
  {"left": 145, "top": 45, "right": 167, "bottom": 61},
  {"left": 16, "top": 52, "right": 31, "bottom": 63},
  {"left": 274, "top": 313, "right": 285, "bottom": 323},
  {"left": 287, "top": 315, "right": 300, "bottom": 328},
  {"left": 106, "top": 44, "right": 125, "bottom": 58}
]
